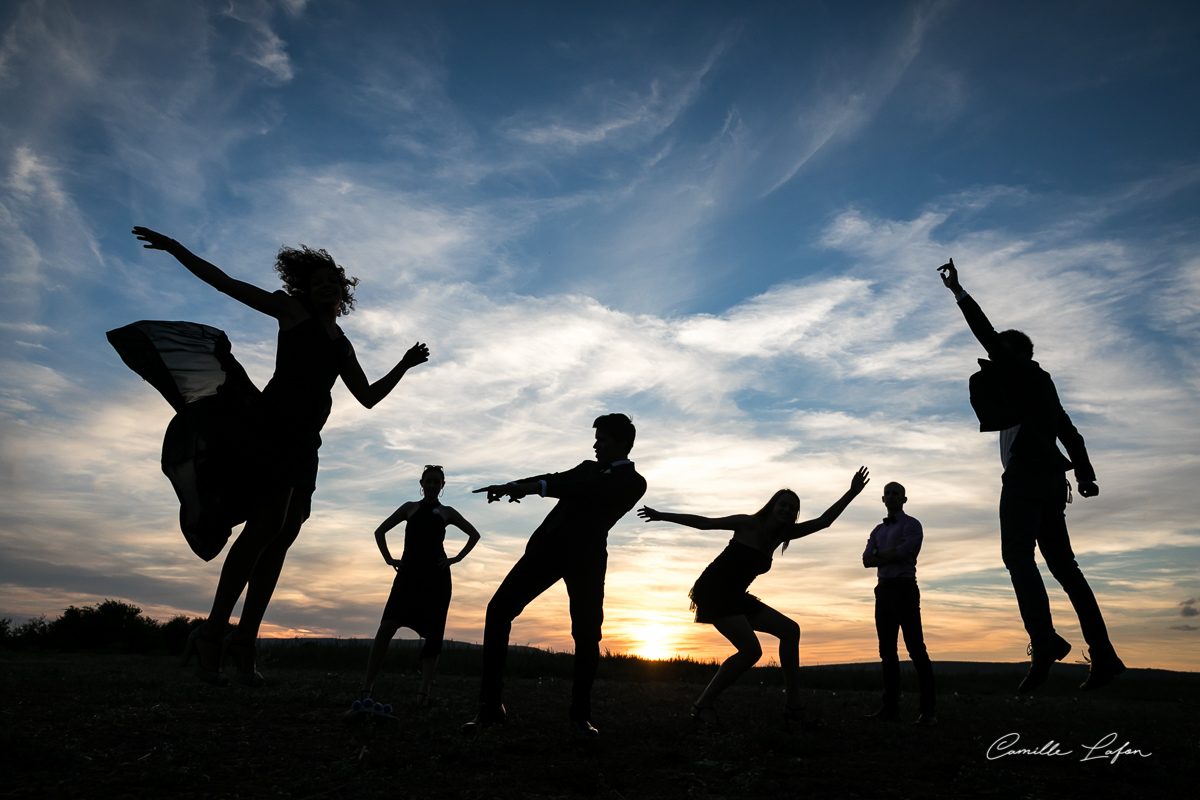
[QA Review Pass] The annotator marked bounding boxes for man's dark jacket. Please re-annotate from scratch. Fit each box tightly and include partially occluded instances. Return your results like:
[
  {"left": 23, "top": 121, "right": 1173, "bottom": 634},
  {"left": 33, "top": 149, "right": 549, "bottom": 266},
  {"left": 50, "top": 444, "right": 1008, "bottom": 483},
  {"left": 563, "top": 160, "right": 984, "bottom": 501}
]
[
  {"left": 518, "top": 460, "right": 647, "bottom": 555},
  {"left": 959, "top": 295, "right": 1096, "bottom": 483}
]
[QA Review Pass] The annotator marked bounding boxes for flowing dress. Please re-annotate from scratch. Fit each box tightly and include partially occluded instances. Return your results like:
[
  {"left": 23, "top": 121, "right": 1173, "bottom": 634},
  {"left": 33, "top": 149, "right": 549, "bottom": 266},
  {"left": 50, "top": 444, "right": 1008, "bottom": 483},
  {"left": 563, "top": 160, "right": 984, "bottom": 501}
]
[
  {"left": 688, "top": 539, "right": 772, "bottom": 623},
  {"left": 107, "top": 310, "right": 349, "bottom": 561},
  {"left": 380, "top": 498, "right": 453, "bottom": 658}
]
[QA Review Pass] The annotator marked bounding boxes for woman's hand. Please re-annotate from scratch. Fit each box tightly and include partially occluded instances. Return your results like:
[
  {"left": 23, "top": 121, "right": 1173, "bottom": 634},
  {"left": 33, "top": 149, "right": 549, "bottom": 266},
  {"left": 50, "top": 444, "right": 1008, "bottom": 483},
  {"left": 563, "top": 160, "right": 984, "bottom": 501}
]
[
  {"left": 132, "top": 226, "right": 180, "bottom": 253},
  {"left": 400, "top": 341, "right": 430, "bottom": 370},
  {"left": 437, "top": 555, "right": 462, "bottom": 569},
  {"left": 850, "top": 466, "right": 870, "bottom": 495},
  {"left": 637, "top": 505, "right": 661, "bottom": 522}
]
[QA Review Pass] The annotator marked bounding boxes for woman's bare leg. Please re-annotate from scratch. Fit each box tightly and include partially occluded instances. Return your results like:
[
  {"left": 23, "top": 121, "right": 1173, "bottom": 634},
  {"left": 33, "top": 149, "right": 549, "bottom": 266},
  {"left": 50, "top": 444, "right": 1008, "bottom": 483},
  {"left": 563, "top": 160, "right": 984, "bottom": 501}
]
[
  {"left": 206, "top": 486, "right": 293, "bottom": 637},
  {"left": 362, "top": 620, "right": 401, "bottom": 694},
  {"left": 233, "top": 497, "right": 307, "bottom": 643},
  {"left": 694, "top": 615, "right": 762, "bottom": 709},
  {"left": 747, "top": 605, "right": 803, "bottom": 708}
]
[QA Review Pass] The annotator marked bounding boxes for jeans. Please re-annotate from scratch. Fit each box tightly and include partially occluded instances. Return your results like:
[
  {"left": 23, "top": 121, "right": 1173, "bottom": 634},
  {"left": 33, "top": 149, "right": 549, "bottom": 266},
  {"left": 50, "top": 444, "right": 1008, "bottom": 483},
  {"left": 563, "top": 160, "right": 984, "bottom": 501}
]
[
  {"left": 874, "top": 578, "right": 936, "bottom": 715},
  {"left": 480, "top": 547, "right": 607, "bottom": 721},
  {"left": 999, "top": 468, "right": 1112, "bottom": 655}
]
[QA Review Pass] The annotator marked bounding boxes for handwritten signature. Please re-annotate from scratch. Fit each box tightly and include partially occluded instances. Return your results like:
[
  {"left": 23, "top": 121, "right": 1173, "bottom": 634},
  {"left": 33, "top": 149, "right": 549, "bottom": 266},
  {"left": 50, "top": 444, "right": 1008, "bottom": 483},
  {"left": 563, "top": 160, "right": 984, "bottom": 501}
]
[{"left": 986, "top": 732, "right": 1151, "bottom": 764}]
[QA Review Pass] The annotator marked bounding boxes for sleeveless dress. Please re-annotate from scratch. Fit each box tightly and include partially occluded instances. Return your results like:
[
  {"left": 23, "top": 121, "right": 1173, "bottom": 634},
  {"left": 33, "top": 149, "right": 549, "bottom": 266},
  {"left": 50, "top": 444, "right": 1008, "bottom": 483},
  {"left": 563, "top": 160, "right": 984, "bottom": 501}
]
[
  {"left": 689, "top": 539, "right": 772, "bottom": 624},
  {"left": 381, "top": 499, "right": 453, "bottom": 658},
  {"left": 254, "top": 313, "right": 350, "bottom": 518}
]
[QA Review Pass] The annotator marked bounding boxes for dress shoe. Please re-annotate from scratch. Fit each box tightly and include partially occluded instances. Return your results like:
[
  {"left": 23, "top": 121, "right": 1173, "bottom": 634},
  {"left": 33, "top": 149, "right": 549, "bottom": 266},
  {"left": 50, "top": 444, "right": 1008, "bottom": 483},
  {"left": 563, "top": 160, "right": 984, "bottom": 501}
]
[
  {"left": 912, "top": 714, "right": 938, "bottom": 728},
  {"left": 460, "top": 704, "right": 506, "bottom": 735},
  {"left": 1080, "top": 654, "right": 1126, "bottom": 691},
  {"left": 1017, "top": 635, "right": 1072, "bottom": 693},
  {"left": 569, "top": 719, "right": 599, "bottom": 738},
  {"left": 863, "top": 708, "right": 900, "bottom": 721}
]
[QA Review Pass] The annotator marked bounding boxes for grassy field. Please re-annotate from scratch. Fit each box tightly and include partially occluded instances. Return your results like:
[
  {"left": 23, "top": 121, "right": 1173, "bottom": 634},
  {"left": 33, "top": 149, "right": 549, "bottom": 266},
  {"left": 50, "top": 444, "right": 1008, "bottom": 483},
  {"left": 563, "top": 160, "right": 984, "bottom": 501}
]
[{"left": 1, "top": 647, "right": 1195, "bottom": 799}]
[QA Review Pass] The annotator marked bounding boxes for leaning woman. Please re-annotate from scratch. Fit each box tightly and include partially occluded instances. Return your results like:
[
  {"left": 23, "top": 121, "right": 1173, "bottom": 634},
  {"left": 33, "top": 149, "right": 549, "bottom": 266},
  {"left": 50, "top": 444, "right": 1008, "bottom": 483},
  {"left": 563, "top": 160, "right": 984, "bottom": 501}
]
[
  {"left": 132, "top": 226, "right": 429, "bottom": 687},
  {"left": 637, "top": 467, "right": 868, "bottom": 726},
  {"left": 353, "top": 465, "right": 481, "bottom": 713}
]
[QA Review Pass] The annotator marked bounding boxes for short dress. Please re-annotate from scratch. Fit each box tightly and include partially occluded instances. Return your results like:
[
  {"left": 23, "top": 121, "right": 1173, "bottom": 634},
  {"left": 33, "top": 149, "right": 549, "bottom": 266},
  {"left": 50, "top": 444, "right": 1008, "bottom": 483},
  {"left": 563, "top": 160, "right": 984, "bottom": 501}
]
[
  {"left": 381, "top": 499, "right": 453, "bottom": 658},
  {"left": 689, "top": 539, "right": 772, "bottom": 624}
]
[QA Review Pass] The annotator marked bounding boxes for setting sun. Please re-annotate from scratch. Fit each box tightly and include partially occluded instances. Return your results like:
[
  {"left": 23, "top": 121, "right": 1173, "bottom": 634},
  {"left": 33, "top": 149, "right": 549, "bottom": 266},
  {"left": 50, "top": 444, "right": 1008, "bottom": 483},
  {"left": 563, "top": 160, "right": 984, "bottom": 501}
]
[{"left": 630, "top": 624, "right": 677, "bottom": 661}]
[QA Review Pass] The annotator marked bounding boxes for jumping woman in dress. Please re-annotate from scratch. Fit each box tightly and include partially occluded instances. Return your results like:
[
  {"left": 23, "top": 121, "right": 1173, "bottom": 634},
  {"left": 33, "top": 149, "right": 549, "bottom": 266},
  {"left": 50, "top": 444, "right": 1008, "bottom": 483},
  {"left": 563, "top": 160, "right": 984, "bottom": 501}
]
[
  {"left": 637, "top": 467, "right": 869, "bottom": 726},
  {"left": 357, "top": 465, "right": 480, "bottom": 707},
  {"left": 132, "top": 226, "right": 429, "bottom": 687}
]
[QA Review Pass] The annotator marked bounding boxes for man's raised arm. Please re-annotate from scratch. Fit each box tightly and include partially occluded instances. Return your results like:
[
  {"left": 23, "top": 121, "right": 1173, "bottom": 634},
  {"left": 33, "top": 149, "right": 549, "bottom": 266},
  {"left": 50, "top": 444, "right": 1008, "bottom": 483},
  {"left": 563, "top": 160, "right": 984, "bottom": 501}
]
[{"left": 937, "top": 259, "right": 1008, "bottom": 362}]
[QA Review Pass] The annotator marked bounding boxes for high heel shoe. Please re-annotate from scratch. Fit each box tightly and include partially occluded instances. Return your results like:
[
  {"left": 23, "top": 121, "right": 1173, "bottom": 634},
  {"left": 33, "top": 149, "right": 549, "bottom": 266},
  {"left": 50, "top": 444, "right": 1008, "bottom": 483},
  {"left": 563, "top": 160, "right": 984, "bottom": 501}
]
[
  {"left": 690, "top": 703, "right": 721, "bottom": 727},
  {"left": 223, "top": 632, "right": 265, "bottom": 688},
  {"left": 181, "top": 626, "right": 228, "bottom": 687},
  {"left": 416, "top": 690, "right": 431, "bottom": 707},
  {"left": 783, "top": 704, "right": 820, "bottom": 730}
]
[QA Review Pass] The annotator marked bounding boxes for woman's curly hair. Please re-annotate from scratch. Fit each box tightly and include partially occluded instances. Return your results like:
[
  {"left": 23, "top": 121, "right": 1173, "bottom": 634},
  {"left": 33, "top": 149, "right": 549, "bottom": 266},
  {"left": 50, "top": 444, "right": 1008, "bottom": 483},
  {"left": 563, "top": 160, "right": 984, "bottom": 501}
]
[{"left": 274, "top": 245, "right": 360, "bottom": 317}]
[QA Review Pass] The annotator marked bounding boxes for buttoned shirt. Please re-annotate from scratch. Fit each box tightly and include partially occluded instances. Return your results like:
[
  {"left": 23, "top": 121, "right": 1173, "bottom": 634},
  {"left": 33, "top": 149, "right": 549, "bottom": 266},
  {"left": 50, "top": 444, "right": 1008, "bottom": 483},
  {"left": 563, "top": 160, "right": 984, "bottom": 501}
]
[{"left": 862, "top": 510, "right": 923, "bottom": 580}]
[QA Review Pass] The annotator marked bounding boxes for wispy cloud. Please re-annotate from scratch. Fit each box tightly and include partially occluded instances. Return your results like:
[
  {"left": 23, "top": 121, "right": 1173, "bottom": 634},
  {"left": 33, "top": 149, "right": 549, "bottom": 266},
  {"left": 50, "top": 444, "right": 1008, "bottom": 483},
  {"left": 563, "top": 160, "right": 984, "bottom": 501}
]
[
  {"left": 501, "top": 39, "right": 727, "bottom": 151},
  {"left": 222, "top": 1, "right": 296, "bottom": 85}
]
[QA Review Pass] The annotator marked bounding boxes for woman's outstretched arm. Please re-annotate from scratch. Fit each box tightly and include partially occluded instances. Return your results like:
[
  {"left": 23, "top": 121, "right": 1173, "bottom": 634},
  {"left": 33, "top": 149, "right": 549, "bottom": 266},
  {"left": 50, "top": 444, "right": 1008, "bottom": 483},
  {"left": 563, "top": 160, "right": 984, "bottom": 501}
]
[
  {"left": 439, "top": 508, "right": 481, "bottom": 568},
  {"left": 784, "top": 466, "right": 869, "bottom": 542},
  {"left": 637, "top": 506, "right": 750, "bottom": 530},
  {"left": 374, "top": 503, "right": 415, "bottom": 568},
  {"left": 339, "top": 341, "right": 430, "bottom": 409},
  {"left": 132, "top": 227, "right": 296, "bottom": 321}
]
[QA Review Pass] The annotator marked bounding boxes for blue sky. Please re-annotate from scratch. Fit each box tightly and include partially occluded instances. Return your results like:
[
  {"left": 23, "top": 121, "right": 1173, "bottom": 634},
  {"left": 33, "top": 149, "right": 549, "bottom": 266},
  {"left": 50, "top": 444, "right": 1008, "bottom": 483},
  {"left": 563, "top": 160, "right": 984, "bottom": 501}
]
[{"left": 1, "top": 0, "right": 1198, "bottom": 669}]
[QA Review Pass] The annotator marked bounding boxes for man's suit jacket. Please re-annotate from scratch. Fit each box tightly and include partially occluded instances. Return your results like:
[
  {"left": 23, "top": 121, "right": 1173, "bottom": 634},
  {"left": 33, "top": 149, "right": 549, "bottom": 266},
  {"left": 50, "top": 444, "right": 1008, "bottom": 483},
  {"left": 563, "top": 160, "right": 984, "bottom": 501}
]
[
  {"left": 958, "top": 295, "right": 1096, "bottom": 482},
  {"left": 520, "top": 460, "right": 647, "bottom": 556}
]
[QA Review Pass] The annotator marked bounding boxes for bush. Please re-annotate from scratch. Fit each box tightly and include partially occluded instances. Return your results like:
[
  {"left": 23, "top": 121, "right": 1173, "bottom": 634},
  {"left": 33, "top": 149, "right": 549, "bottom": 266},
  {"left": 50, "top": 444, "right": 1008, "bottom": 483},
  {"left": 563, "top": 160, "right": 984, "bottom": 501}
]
[{"left": 7, "top": 616, "right": 51, "bottom": 650}]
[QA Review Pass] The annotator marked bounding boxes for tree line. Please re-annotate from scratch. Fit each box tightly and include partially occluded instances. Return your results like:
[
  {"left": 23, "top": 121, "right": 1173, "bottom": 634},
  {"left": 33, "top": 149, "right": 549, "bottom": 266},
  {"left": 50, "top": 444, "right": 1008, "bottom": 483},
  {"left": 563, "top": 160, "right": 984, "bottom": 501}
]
[{"left": 0, "top": 600, "right": 202, "bottom": 655}]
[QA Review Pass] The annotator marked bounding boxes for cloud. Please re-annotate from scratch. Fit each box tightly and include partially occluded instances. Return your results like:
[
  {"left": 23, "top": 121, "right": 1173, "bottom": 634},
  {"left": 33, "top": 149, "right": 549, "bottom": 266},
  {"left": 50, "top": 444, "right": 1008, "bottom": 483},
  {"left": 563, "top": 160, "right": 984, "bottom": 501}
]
[
  {"left": 501, "top": 39, "right": 727, "bottom": 151},
  {"left": 0, "top": 147, "right": 103, "bottom": 326},
  {"left": 762, "top": 0, "right": 953, "bottom": 195},
  {"left": 1169, "top": 625, "right": 1198, "bottom": 632},
  {"left": 222, "top": 1, "right": 295, "bottom": 85},
  {"left": 1181, "top": 597, "right": 1198, "bottom": 617}
]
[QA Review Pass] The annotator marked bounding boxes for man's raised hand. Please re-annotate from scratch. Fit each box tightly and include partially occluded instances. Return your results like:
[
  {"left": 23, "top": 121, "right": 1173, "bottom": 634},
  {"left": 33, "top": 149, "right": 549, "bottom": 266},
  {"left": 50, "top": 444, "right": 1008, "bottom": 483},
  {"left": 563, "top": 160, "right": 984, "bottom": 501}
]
[{"left": 937, "top": 258, "right": 962, "bottom": 293}]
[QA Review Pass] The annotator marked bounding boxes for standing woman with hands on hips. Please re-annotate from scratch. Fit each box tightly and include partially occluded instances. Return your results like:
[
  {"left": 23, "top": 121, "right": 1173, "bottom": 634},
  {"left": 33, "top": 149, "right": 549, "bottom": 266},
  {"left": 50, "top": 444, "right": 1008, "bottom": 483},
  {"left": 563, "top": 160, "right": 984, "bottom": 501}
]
[
  {"left": 638, "top": 467, "right": 869, "bottom": 727},
  {"left": 131, "top": 226, "right": 430, "bottom": 687},
  {"left": 354, "top": 464, "right": 481, "bottom": 710}
]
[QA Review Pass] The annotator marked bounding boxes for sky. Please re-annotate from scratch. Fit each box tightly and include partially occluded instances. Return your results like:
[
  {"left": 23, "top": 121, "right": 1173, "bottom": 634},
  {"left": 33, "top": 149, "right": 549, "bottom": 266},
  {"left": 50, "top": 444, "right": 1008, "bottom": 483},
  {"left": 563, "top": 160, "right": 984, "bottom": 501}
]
[{"left": 1, "top": 0, "right": 1198, "bottom": 671}]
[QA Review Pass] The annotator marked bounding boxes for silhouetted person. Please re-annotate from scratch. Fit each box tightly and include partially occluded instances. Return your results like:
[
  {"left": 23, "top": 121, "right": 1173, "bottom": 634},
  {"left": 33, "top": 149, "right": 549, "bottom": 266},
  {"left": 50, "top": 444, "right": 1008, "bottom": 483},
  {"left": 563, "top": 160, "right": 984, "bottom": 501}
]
[
  {"left": 354, "top": 465, "right": 480, "bottom": 712},
  {"left": 462, "top": 414, "right": 646, "bottom": 738},
  {"left": 638, "top": 467, "right": 869, "bottom": 728},
  {"left": 862, "top": 481, "right": 936, "bottom": 726},
  {"left": 127, "top": 227, "right": 428, "bottom": 687},
  {"left": 939, "top": 258, "right": 1124, "bottom": 692}
]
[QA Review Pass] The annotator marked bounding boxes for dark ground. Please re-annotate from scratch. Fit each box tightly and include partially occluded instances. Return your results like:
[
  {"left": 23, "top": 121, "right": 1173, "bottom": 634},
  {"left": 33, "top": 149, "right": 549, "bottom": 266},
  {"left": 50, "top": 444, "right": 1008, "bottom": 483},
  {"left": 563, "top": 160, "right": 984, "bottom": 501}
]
[{"left": 1, "top": 650, "right": 1195, "bottom": 800}]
